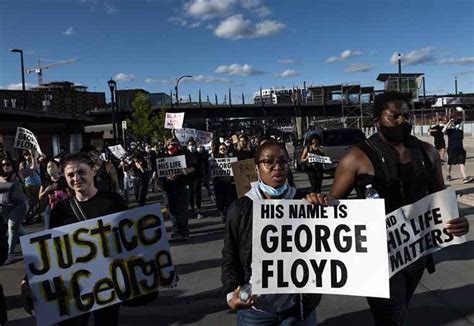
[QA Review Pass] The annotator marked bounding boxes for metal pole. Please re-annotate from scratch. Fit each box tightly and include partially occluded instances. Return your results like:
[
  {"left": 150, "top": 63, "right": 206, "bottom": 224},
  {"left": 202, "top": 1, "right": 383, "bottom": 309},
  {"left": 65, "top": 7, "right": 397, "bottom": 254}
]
[
  {"left": 398, "top": 53, "right": 402, "bottom": 92},
  {"left": 111, "top": 88, "right": 117, "bottom": 144},
  {"left": 455, "top": 76, "right": 458, "bottom": 95},
  {"left": 19, "top": 50, "right": 26, "bottom": 109}
]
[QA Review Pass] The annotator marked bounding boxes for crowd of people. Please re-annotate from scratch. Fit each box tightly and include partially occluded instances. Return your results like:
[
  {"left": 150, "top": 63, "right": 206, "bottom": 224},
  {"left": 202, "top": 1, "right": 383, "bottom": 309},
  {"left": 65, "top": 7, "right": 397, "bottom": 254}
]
[{"left": 0, "top": 91, "right": 470, "bottom": 326}]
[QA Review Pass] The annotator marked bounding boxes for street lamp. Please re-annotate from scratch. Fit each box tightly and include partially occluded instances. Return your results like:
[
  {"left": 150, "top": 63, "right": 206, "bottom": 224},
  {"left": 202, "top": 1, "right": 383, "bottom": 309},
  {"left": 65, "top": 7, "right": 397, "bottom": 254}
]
[
  {"left": 10, "top": 48, "right": 27, "bottom": 109},
  {"left": 107, "top": 78, "right": 118, "bottom": 144},
  {"left": 175, "top": 75, "right": 192, "bottom": 108}
]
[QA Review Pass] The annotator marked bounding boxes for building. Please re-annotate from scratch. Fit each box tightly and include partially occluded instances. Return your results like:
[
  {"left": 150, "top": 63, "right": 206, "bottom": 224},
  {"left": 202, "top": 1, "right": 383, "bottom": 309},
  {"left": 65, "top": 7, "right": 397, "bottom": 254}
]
[{"left": 376, "top": 73, "right": 424, "bottom": 99}]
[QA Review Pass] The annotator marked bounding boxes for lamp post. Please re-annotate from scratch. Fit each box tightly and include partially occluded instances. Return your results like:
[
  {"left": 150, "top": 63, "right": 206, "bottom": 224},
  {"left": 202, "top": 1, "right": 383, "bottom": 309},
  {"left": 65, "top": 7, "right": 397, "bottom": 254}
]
[
  {"left": 10, "top": 48, "right": 27, "bottom": 109},
  {"left": 397, "top": 53, "right": 402, "bottom": 92},
  {"left": 175, "top": 75, "right": 192, "bottom": 108},
  {"left": 107, "top": 78, "right": 118, "bottom": 144}
]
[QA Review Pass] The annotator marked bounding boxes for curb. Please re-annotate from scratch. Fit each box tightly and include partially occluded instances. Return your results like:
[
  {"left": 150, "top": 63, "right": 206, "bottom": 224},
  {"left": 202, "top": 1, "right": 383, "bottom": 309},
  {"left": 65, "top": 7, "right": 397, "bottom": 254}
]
[{"left": 457, "top": 193, "right": 474, "bottom": 207}]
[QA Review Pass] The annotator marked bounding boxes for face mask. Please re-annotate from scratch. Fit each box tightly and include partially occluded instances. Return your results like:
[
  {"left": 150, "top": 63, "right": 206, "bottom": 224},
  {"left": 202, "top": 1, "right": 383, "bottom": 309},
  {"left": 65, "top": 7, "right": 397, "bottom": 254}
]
[
  {"left": 168, "top": 145, "right": 179, "bottom": 155},
  {"left": 197, "top": 147, "right": 204, "bottom": 153},
  {"left": 47, "top": 166, "right": 60, "bottom": 177},
  {"left": 380, "top": 123, "right": 412, "bottom": 143},
  {"left": 188, "top": 145, "right": 196, "bottom": 152},
  {"left": 256, "top": 167, "right": 289, "bottom": 197},
  {"left": 225, "top": 142, "right": 231, "bottom": 147},
  {"left": 145, "top": 147, "right": 151, "bottom": 153}
]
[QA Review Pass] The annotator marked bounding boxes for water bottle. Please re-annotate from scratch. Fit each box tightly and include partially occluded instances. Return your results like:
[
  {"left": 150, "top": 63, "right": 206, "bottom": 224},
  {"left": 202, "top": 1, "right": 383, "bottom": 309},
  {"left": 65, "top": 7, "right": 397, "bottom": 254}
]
[
  {"left": 239, "top": 283, "right": 252, "bottom": 301},
  {"left": 365, "top": 184, "right": 380, "bottom": 199}
]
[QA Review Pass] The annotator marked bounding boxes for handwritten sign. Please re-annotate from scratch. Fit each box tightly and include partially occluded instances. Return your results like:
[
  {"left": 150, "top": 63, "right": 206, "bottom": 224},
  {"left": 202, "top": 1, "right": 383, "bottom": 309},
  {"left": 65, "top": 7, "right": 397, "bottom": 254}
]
[
  {"left": 231, "top": 159, "right": 258, "bottom": 198},
  {"left": 108, "top": 145, "right": 127, "bottom": 160},
  {"left": 165, "top": 112, "right": 185, "bottom": 129},
  {"left": 14, "top": 127, "right": 43, "bottom": 156}
]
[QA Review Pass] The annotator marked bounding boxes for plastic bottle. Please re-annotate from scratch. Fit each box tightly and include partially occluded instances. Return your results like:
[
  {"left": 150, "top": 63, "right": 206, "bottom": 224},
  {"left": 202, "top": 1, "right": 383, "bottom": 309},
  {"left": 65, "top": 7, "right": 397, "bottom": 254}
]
[
  {"left": 365, "top": 184, "right": 380, "bottom": 199},
  {"left": 239, "top": 284, "right": 252, "bottom": 301}
]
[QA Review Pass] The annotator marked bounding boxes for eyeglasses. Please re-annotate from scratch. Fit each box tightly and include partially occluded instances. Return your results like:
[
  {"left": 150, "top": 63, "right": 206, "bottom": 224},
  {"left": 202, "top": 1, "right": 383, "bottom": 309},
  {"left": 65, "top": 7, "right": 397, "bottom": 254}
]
[
  {"left": 219, "top": 148, "right": 226, "bottom": 151},
  {"left": 257, "top": 158, "right": 289, "bottom": 169},
  {"left": 1, "top": 162, "right": 11, "bottom": 167}
]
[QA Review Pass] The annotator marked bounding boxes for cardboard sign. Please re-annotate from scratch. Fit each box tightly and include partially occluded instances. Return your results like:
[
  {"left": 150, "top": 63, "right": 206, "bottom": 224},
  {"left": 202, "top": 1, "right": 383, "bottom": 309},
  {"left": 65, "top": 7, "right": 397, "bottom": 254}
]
[
  {"left": 252, "top": 199, "right": 390, "bottom": 298},
  {"left": 386, "top": 188, "right": 465, "bottom": 277},
  {"left": 231, "top": 159, "right": 258, "bottom": 198},
  {"left": 165, "top": 112, "right": 185, "bottom": 129},
  {"left": 210, "top": 157, "right": 238, "bottom": 177},
  {"left": 14, "top": 127, "right": 43, "bottom": 156},
  {"left": 108, "top": 145, "right": 127, "bottom": 160},
  {"left": 20, "top": 204, "right": 176, "bottom": 326},
  {"left": 156, "top": 155, "right": 187, "bottom": 178},
  {"left": 308, "top": 153, "right": 332, "bottom": 164}
]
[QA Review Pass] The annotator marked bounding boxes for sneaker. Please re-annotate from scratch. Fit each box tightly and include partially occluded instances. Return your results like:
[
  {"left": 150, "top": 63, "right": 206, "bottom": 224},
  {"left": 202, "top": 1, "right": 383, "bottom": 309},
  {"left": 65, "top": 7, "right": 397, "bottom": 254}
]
[
  {"left": 446, "top": 175, "right": 452, "bottom": 182},
  {"left": 3, "top": 254, "right": 15, "bottom": 265},
  {"left": 463, "top": 177, "right": 473, "bottom": 184},
  {"left": 197, "top": 211, "right": 204, "bottom": 219}
]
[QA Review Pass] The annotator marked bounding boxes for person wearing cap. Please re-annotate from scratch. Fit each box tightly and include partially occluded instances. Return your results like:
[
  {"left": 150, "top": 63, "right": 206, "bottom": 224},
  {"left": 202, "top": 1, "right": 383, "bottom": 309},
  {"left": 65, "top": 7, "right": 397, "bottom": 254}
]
[{"left": 305, "top": 91, "right": 469, "bottom": 325}]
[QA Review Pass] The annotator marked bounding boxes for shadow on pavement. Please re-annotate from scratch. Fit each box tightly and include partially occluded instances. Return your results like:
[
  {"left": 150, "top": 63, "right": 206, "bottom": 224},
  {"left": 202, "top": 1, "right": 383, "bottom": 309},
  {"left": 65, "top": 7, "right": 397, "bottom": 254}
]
[
  {"left": 320, "top": 284, "right": 474, "bottom": 326},
  {"left": 169, "top": 230, "right": 224, "bottom": 248},
  {"left": 175, "top": 258, "right": 222, "bottom": 276},
  {"left": 433, "top": 240, "right": 474, "bottom": 264}
]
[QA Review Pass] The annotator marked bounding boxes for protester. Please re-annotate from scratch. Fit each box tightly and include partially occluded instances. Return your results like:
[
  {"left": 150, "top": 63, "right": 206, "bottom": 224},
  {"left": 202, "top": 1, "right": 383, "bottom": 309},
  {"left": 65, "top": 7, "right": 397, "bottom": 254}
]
[
  {"left": 81, "top": 145, "right": 119, "bottom": 193},
  {"left": 429, "top": 116, "right": 447, "bottom": 162},
  {"left": 300, "top": 134, "right": 324, "bottom": 193},
  {"left": 306, "top": 91, "right": 470, "bottom": 326},
  {"left": 222, "top": 140, "right": 320, "bottom": 324},
  {"left": 38, "top": 160, "right": 69, "bottom": 229},
  {"left": 0, "top": 158, "right": 28, "bottom": 265},
  {"left": 443, "top": 117, "right": 473, "bottom": 183},
  {"left": 235, "top": 135, "right": 255, "bottom": 160},
  {"left": 213, "top": 143, "right": 237, "bottom": 219},
  {"left": 130, "top": 151, "right": 150, "bottom": 206},
  {"left": 158, "top": 138, "right": 193, "bottom": 240},
  {"left": 19, "top": 150, "right": 41, "bottom": 223},
  {"left": 186, "top": 139, "right": 204, "bottom": 218},
  {"left": 197, "top": 144, "right": 213, "bottom": 201},
  {"left": 21, "top": 153, "right": 127, "bottom": 325}
]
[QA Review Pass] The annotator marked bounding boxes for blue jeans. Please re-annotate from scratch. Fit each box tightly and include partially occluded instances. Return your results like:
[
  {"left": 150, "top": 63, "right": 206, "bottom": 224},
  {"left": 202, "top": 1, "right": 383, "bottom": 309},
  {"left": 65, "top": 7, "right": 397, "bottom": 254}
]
[
  {"left": 237, "top": 309, "right": 317, "bottom": 326},
  {"left": 2, "top": 202, "right": 27, "bottom": 255}
]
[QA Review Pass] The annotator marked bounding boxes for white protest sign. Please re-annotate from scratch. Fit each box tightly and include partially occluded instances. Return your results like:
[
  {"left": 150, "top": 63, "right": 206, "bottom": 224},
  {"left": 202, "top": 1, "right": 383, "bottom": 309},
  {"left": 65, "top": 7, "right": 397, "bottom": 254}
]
[
  {"left": 210, "top": 157, "right": 237, "bottom": 177},
  {"left": 175, "top": 128, "right": 213, "bottom": 147},
  {"left": 231, "top": 159, "right": 258, "bottom": 198},
  {"left": 308, "top": 153, "right": 332, "bottom": 164},
  {"left": 156, "top": 155, "right": 187, "bottom": 178},
  {"left": 252, "top": 199, "right": 390, "bottom": 298},
  {"left": 195, "top": 130, "right": 213, "bottom": 147},
  {"left": 386, "top": 188, "right": 465, "bottom": 277},
  {"left": 108, "top": 144, "right": 127, "bottom": 159},
  {"left": 14, "top": 127, "right": 43, "bottom": 156},
  {"left": 20, "top": 204, "right": 176, "bottom": 326},
  {"left": 165, "top": 112, "right": 185, "bottom": 129}
]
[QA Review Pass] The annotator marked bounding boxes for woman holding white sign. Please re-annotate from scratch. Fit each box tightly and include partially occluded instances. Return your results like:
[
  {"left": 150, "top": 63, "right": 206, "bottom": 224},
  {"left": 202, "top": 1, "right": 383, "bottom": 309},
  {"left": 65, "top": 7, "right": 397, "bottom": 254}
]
[
  {"left": 222, "top": 140, "right": 321, "bottom": 325},
  {"left": 300, "top": 134, "right": 325, "bottom": 193}
]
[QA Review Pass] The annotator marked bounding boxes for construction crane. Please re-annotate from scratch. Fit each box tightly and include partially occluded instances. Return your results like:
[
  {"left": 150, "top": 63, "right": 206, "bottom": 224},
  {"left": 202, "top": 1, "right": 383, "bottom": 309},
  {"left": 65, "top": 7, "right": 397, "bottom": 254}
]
[{"left": 25, "top": 58, "right": 78, "bottom": 86}]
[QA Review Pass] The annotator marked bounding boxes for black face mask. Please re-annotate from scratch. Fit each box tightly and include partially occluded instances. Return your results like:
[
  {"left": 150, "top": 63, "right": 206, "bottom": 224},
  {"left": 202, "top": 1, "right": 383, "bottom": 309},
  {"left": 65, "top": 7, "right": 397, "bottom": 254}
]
[{"left": 380, "top": 123, "right": 412, "bottom": 143}]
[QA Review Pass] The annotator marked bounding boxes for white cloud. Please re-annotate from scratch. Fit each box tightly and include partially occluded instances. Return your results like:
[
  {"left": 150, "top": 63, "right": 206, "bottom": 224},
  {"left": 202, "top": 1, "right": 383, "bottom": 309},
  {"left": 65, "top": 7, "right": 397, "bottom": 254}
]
[
  {"left": 63, "top": 26, "right": 75, "bottom": 35},
  {"left": 278, "top": 69, "right": 299, "bottom": 77},
  {"left": 215, "top": 63, "right": 264, "bottom": 76},
  {"left": 440, "top": 57, "right": 474, "bottom": 65},
  {"left": 144, "top": 78, "right": 170, "bottom": 84},
  {"left": 185, "top": 0, "right": 235, "bottom": 20},
  {"left": 168, "top": 16, "right": 188, "bottom": 27},
  {"left": 214, "top": 14, "right": 284, "bottom": 39},
  {"left": 189, "top": 75, "right": 233, "bottom": 84},
  {"left": 390, "top": 47, "right": 435, "bottom": 66},
  {"left": 115, "top": 73, "right": 135, "bottom": 81},
  {"left": 7, "top": 83, "right": 37, "bottom": 90},
  {"left": 105, "top": 4, "right": 118, "bottom": 14},
  {"left": 326, "top": 50, "right": 361, "bottom": 63},
  {"left": 189, "top": 21, "right": 201, "bottom": 28},
  {"left": 344, "top": 64, "right": 374, "bottom": 73},
  {"left": 278, "top": 58, "right": 295, "bottom": 64}
]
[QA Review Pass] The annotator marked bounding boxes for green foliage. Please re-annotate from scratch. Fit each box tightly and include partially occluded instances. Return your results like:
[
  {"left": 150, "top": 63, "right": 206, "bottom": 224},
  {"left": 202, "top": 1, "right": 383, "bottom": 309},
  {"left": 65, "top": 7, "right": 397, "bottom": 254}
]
[{"left": 126, "top": 92, "right": 170, "bottom": 142}]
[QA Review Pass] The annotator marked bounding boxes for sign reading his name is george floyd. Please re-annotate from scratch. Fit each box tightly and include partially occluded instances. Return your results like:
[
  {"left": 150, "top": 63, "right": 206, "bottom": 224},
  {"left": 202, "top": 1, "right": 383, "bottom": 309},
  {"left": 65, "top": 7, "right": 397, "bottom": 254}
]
[
  {"left": 20, "top": 204, "right": 176, "bottom": 326},
  {"left": 210, "top": 157, "right": 237, "bottom": 177},
  {"left": 386, "top": 188, "right": 465, "bottom": 277},
  {"left": 308, "top": 153, "right": 332, "bottom": 164},
  {"left": 156, "top": 155, "right": 187, "bottom": 178},
  {"left": 14, "top": 127, "right": 44, "bottom": 156},
  {"left": 252, "top": 199, "right": 390, "bottom": 298},
  {"left": 108, "top": 144, "right": 127, "bottom": 159},
  {"left": 164, "top": 112, "right": 185, "bottom": 129}
]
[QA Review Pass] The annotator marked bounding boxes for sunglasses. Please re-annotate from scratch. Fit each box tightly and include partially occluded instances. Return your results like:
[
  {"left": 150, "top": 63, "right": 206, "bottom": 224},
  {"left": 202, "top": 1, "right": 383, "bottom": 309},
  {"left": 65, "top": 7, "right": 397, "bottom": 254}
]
[{"left": 1, "top": 162, "right": 11, "bottom": 167}]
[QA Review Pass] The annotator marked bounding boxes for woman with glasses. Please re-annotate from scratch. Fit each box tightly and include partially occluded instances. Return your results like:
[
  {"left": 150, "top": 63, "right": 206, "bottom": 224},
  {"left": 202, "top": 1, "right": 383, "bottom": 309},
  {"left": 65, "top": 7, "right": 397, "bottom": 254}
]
[
  {"left": 213, "top": 143, "right": 237, "bottom": 219},
  {"left": 0, "top": 159, "right": 28, "bottom": 265},
  {"left": 222, "top": 140, "right": 321, "bottom": 325},
  {"left": 300, "top": 134, "right": 325, "bottom": 193}
]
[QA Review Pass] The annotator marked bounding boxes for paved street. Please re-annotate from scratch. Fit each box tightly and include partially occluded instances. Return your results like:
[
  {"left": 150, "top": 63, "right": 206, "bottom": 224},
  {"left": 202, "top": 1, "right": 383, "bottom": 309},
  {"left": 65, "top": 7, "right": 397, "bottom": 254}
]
[{"left": 2, "top": 136, "right": 474, "bottom": 325}]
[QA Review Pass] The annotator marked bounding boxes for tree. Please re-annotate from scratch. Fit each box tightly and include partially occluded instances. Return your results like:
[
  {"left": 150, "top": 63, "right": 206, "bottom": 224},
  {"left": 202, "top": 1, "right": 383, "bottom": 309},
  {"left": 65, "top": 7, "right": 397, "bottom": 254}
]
[{"left": 127, "top": 92, "right": 170, "bottom": 143}]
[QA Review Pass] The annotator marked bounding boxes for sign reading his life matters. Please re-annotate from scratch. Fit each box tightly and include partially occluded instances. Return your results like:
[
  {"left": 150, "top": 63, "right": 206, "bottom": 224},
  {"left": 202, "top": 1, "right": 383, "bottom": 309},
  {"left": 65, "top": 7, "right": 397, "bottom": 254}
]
[
  {"left": 164, "top": 112, "right": 185, "bottom": 129},
  {"left": 231, "top": 159, "right": 258, "bottom": 198},
  {"left": 108, "top": 144, "right": 127, "bottom": 160},
  {"left": 252, "top": 199, "right": 390, "bottom": 298},
  {"left": 156, "top": 155, "right": 187, "bottom": 178},
  {"left": 20, "top": 204, "right": 176, "bottom": 326},
  {"left": 210, "top": 157, "right": 237, "bottom": 177},
  {"left": 386, "top": 188, "right": 465, "bottom": 277},
  {"left": 308, "top": 153, "right": 332, "bottom": 164},
  {"left": 14, "top": 127, "right": 43, "bottom": 155}
]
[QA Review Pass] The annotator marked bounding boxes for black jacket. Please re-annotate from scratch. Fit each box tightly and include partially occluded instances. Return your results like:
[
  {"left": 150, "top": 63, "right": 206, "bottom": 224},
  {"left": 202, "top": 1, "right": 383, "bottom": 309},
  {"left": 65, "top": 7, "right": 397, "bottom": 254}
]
[{"left": 221, "top": 193, "right": 321, "bottom": 318}]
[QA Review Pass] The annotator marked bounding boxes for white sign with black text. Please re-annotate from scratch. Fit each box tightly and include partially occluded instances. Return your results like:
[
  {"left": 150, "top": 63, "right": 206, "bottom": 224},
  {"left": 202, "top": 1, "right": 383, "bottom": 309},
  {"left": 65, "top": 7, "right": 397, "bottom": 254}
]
[
  {"left": 308, "top": 153, "right": 332, "bottom": 164},
  {"left": 165, "top": 112, "right": 185, "bottom": 129},
  {"left": 14, "top": 127, "right": 44, "bottom": 156},
  {"left": 156, "top": 155, "right": 187, "bottom": 178},
  {"left": 108, "top": 144, "right": 127, "bottom": 160},
  {"left": 210, "top": 157, "right": 238, "bottom": 177}
]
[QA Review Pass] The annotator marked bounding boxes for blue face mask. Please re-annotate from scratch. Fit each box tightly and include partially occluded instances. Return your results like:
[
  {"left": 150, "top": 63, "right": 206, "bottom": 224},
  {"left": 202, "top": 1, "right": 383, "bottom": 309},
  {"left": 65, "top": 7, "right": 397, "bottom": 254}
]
[{"left": 258, "top": 181, "right": 288, "bottom": 197}]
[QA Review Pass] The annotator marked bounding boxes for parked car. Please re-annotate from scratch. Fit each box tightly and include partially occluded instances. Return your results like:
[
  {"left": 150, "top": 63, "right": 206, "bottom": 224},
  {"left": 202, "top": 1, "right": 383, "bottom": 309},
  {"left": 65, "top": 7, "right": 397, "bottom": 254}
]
[{"left": 294, "top": 128, "right": 366, "bottom": 175}]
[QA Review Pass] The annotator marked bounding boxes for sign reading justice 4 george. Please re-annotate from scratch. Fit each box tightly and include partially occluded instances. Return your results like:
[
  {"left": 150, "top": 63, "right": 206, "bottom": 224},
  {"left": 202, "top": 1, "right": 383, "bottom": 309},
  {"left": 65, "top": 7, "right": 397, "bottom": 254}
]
[
  {"left": 252, "top": 199, "right": 390, "bottom": 298},
  {"left": 20, "top": 204, "right": 176, "bottom": 326}
]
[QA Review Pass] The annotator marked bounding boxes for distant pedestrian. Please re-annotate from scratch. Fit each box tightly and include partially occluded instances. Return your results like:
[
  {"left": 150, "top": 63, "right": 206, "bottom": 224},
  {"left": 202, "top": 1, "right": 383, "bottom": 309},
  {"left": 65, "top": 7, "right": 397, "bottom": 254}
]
[
  {"left": 81, "top": 145, "right": 120, "bottom": 193},
  {"left": 429, "top": 116, "right": 447, "bottom": 162},
  {"left": 300, "top": 134, "right": 324, "bottom": 193},
  {"left": 443, "top": 117, "right": 472, "bottom": 183}
]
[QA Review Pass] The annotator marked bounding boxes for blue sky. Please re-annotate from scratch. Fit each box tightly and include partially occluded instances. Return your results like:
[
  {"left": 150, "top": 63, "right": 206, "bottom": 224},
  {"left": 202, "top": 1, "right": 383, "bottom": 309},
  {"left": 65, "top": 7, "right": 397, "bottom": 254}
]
[{"left": 1, "top": 0, "right": 473, "bottom": 103}]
